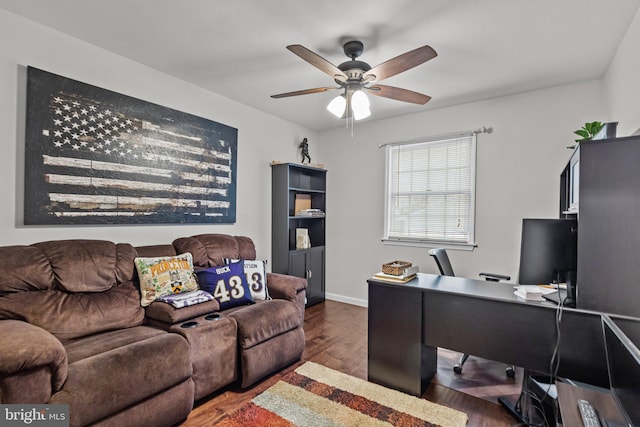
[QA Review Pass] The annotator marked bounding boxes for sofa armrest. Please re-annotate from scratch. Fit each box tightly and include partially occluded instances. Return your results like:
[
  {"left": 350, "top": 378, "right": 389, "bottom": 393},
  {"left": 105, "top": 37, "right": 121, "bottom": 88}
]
[
  {"left": 0, "top": 320, "right": 68, "bottom": 402},
  {"left": 266, "top": 273, "right": 307, "bottom": 302}
]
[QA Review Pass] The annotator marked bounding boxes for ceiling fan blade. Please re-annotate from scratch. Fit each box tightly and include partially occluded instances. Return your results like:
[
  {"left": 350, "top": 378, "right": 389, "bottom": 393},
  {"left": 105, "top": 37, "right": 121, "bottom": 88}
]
[
  {"left": 271, "top": 86, "right": 340, "bottom": 99},
  {"left": 287, "top": 45, "right": 347, "bottom": 81},
  {"left": 363, "top": 45, "right": 437, "bottom": 83},
  {"left": 366, "top": 84, "right": 431, "bottom": 105}
]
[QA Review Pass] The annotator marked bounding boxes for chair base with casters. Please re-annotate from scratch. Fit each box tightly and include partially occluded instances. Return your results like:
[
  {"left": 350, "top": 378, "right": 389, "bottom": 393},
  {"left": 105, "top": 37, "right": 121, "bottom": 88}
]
[
  {"left": 453, "top": 354, "right": 469, "bottom": 374},
  {"left": 428, "top": 248, "right": 516, "bottom": 378},
  {"left": 453, "top": 353, "right": 516, "bottom": 377}
]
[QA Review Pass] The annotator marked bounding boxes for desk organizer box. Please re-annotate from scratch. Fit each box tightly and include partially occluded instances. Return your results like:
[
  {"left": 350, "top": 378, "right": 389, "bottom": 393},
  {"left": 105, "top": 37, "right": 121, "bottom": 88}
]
[{"left": 382, "top": 261, "right": 412, "bottom": 276}]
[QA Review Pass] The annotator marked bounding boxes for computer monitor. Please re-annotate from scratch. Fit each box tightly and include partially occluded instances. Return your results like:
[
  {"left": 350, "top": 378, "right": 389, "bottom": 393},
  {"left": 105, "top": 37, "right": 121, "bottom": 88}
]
[
  {"left": 602, "top": 315, "right": 640, "bottom": 426},
  {"left": 517, "top": 218, "right": 578, "bottom": 287}
]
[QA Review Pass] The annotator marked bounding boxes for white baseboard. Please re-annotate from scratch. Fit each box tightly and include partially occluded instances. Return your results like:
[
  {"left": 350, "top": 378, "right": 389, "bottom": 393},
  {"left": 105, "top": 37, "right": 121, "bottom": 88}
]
[{"left": 325, "top": 292, "right": 368, "bottom": 308}]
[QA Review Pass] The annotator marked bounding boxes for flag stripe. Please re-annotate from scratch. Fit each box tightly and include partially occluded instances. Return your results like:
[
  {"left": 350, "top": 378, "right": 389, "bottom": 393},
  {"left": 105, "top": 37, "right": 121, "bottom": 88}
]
[
  {"left": 49, "top": 193, "right": 230, "bottom": 209},
  {"left": 45, "top": 174, "right": 227, "bottom": 196},
  {"left": 53, "top": 211, "right": 223, "bottom": 218},
  {"left": 43, "top": 155, "right": 231, "bottom": 184}
]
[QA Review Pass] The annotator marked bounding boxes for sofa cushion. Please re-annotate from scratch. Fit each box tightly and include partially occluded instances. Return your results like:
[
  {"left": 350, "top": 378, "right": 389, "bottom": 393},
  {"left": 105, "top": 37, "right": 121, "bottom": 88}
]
[
  {"left": 0, "top": 283, "right": 145, "bottom": 342},
  {"left": 228, "top": 299, "right": 302, "bottom": 349},
  {"left": 63, "top": 326, "right": 166, "bottom": 363},
  {"left": 173, "top": 234, "right": 256, "bottom": 268},
  {"left": 115, "top": 243, "right": 139, "bottom": 284},
  {"left": 172, "top": 237, "right": 212, "bottom": 268},
  {"left": 51, "top": 331, "right": 191, "bottom": 427},
  {"left": 0, "top": 245, "right": 54, "bottom": 293},
  {"left": 196, "top": 261, "right": 254, "bottom": 310},
  {"left": 135, "top": 253, "right": 199, "bottom": 307},
  {"left": 134, "top": 244, "right": 176, "bottom": 258},
  {"left": 34, "top": 240, "right": 135, "bottom": 293}
]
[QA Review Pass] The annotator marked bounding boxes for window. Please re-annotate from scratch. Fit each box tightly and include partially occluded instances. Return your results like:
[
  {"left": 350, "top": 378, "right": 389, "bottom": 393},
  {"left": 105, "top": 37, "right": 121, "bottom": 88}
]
[{"left": 383, "top": 133, "right": 476, "bottom": 247}]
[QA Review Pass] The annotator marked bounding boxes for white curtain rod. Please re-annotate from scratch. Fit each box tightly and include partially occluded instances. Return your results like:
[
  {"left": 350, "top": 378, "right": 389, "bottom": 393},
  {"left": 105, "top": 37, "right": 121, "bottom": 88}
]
[{"left": 377, "top": 126, "right": 493, "bottom": 148}]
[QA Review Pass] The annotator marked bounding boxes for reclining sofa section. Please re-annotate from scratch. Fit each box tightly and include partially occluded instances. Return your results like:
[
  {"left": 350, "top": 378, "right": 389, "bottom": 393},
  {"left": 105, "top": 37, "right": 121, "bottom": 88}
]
[{"left": 0, "top": 233, "right": 307, "bottom": 427}]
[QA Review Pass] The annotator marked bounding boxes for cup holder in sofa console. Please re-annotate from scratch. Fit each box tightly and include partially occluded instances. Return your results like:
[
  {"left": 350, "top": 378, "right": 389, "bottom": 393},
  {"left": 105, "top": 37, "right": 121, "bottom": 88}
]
[
  {"left": 180, "top": 321, "right": 199, "bottom": 329},
  {"left": 204, "top": 313, "right": 221, "bottom": 321}
]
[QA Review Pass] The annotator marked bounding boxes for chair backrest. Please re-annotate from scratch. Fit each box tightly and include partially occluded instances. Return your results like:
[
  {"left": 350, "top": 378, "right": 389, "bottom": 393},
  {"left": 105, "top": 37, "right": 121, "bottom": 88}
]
[{"left": 428, "top": 248, "right": 455, "bottom": 277}]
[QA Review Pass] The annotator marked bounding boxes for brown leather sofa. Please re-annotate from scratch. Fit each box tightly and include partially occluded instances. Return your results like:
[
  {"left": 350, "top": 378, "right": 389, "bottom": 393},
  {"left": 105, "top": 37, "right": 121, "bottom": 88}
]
[{"left": 0, "top": 234, "right": 307, "bottom": 427}]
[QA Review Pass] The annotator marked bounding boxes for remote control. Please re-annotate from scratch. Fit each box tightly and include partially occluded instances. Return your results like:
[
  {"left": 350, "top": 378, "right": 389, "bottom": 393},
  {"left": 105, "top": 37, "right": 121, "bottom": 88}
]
[{"left": 578, "top": 399, "right": 601, "bottom": 427}]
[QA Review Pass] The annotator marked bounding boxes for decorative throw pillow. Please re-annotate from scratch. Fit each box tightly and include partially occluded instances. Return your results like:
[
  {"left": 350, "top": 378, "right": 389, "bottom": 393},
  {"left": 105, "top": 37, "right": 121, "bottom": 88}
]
[
  {"left": 196, "top": 260, "right": 254, "bottom": 310},
  {"left": 135, "top": 253, "right": 199, "bottom": 307},
  {"left": 223, "top": 258, "right": 270, "bottom": 300}
]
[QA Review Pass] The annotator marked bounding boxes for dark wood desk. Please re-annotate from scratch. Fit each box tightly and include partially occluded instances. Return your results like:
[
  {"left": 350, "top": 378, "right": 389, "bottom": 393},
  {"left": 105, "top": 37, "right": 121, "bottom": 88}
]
[{"left": 368, "top": 273, "right": 609, "bottom": 397}]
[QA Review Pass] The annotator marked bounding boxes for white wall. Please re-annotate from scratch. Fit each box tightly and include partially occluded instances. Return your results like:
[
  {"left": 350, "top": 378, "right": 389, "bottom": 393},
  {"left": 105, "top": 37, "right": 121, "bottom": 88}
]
[
  {"left": 604, "top": 5, "right": 640, "bottom": 135},
  {"left": 316, "top": 4, "right": 640, "bottom": 307},
  {"left": 3, "top": 6, "right": 639, "bottom": 307},
  {"left": 318, "top": 81, "right": 603, "bottom": 306},
  {"left": 0, "top": 9, "right": 316, "bottom": 261}
]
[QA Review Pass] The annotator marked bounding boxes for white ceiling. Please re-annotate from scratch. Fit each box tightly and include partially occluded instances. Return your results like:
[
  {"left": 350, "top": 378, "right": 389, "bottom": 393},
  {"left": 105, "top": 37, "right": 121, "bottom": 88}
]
[{"left": 1, "top": 0, "right": 639, "bottom": 131}]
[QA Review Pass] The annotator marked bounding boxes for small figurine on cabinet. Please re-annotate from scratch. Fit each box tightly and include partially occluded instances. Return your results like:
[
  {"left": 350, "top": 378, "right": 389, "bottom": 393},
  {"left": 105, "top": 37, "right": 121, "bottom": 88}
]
[{"left": 299, "top": 138, "right": 311, "bottom": 163}]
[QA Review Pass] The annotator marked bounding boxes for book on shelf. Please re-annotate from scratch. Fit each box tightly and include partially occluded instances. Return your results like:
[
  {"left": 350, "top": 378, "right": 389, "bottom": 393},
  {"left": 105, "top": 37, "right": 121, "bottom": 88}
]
[
  {"left": 296, "top": 228, "right": 311, "bottom": 249},
  {"left": 295, "top": 208, "right": 325, "bottom": 217},
  {"left": 294, "top": 194, "right": 311, "bottom": 213}
]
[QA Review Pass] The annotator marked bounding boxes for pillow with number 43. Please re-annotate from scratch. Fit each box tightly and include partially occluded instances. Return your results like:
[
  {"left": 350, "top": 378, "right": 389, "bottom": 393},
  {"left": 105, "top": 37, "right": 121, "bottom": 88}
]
[{"left": 196, "top": 261, "right": 254, "bottom": 310}]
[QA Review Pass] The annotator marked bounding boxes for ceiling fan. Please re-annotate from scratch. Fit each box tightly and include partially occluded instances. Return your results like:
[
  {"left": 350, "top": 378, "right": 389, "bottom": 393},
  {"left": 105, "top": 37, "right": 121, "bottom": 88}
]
[{"left": 271, "top": 40, "right": 437, "bottom": 120}]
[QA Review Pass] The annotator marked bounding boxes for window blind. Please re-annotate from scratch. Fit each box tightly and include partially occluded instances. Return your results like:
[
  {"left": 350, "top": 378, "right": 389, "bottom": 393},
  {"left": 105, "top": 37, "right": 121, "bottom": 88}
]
[{"left": 384, "top": 134, "right": 476, "bottom": 245}]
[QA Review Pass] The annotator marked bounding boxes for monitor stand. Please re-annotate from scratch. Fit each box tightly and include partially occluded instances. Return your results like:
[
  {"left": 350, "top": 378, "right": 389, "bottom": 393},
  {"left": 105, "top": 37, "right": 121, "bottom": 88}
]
[
  {"left": 544, "top": 273, "right": 577, "bottom": 308},
  {"left": 542, "top": 289, "right": 576, "bottom": 308},
  {"left": 543, "top": 289, "right": 566, "bottom": 304}
]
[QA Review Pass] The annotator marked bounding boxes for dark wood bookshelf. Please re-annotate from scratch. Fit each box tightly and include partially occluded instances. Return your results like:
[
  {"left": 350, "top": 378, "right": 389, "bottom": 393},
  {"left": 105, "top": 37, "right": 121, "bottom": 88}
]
[{"left": 272, "top": 163, "right": 326, "bottom": 307}]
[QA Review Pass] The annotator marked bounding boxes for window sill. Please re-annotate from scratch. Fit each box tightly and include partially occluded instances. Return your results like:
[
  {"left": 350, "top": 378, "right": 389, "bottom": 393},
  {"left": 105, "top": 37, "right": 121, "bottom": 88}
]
[{"left": 381, "top": 238, "right": 476, "bottom": 251}]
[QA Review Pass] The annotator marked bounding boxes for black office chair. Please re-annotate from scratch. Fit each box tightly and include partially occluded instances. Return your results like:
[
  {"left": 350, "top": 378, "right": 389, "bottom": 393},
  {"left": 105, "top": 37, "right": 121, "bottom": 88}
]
[{"left": 428, "top": 248, "right": 516, "bottom": 378}]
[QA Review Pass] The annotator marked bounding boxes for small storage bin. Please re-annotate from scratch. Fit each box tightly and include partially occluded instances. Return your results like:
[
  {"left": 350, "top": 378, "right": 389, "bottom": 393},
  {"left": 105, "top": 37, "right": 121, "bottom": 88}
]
[{"left": 382, "top": 260, "right": 412, "bottom": 276}]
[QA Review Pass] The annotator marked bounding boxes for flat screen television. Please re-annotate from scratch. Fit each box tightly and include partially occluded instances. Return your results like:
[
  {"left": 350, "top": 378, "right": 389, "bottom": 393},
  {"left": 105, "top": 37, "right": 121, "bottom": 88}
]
[{"left": 517, "top": 218, "right": 578, "bottom": 287}]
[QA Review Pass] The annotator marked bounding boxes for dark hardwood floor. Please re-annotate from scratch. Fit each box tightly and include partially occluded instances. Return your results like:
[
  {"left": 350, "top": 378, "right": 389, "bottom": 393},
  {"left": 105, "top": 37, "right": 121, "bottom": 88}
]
[{"left": 180, "top": 300, "right": 524, "bottom": 426}]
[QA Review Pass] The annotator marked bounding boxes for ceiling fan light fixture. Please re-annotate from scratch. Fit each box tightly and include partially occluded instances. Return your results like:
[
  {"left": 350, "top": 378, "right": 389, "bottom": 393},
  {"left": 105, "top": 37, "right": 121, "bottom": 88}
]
[
  {"left": 327, "top": 94, "right": 347, "bottom": 118},
  {"left": 351, "top": 90, "right": 371, "bottom": 120},
  {"left": 273, "top": 40, "right": 436, "bottom": 128}
]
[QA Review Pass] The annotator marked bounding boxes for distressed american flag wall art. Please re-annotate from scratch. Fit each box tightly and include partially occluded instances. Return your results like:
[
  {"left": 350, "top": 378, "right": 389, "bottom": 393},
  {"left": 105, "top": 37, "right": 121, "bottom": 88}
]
[{"left": 24, "top": 67, "right": 238, "bottom": 225}]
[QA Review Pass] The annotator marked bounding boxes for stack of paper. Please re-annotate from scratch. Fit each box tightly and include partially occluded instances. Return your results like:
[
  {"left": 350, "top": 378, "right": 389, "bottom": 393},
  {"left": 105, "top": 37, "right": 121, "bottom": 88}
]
[
  {"left": 514, "top": 285, "right": 546, "bottom": 301},
  {"left": 373, "top": 266, "right": 419, "bottom": 283}
]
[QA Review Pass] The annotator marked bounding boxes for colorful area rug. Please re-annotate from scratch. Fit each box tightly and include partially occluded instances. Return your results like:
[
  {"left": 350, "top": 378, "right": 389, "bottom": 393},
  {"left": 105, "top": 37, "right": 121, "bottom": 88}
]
[{"left": 214, "top": 362, "right": 468, "bottom": 427}]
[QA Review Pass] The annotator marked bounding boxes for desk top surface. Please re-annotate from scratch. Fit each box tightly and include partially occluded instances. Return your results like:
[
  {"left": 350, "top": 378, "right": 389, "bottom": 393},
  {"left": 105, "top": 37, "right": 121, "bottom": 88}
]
[
  {"left": 368, "top": 272, "right": 557, "bottom": 307},
  {"left": 370, "top": 273, "right": 640, "bottom": 326},
  {"left": 368, "top": 272, "right": 611, "bottom": 386}
]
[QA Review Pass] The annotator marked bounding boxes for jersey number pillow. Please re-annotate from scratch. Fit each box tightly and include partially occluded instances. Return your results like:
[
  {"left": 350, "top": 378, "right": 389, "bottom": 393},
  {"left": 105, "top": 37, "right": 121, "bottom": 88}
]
[{"left": 196, "top": 260, "right": 254, "bottom": 310}]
